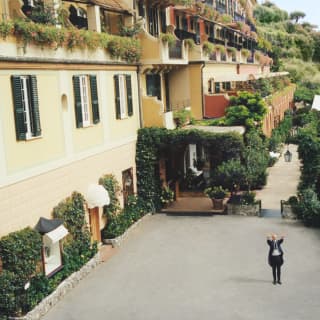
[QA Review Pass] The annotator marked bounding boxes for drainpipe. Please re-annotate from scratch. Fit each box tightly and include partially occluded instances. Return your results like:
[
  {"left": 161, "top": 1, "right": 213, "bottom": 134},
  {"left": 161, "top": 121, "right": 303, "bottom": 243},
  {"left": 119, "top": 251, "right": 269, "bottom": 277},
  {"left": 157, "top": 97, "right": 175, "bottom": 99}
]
[
  {"left": 137, "top": 64, "right": 143, "bottom": 128},
  {"left": 201, "top": 62, "right": 205, "bottom": 118}
]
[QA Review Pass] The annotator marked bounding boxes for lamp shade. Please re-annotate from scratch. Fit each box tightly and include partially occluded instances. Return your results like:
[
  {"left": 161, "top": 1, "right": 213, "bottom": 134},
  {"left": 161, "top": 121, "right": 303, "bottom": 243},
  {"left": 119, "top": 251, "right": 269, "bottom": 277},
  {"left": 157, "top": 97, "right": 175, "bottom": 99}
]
[{"left": 86, "top": 184, "right": 110, "bottom": 209}]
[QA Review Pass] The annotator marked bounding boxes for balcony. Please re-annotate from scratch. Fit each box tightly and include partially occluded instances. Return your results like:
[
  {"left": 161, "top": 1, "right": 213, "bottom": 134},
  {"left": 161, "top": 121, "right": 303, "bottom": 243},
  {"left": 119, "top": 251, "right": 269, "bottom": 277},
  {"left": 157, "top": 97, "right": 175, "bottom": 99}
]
[
  {"left": 175, "top": 29, "right": 200, "bottom": 44},
  {"left": 139, "top": 30, "right": 188, "bottom": 65},
  {"left": 169, "top": 40, "right": 183, "bottom": 59},
  {"left": 141, "top": 96, "right": 175, "bottom": 129}
]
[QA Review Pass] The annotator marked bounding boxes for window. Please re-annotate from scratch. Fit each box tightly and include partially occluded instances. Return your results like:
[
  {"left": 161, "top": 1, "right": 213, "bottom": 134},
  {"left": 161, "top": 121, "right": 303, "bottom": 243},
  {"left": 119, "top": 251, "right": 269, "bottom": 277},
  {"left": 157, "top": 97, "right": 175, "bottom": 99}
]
[
  {"left": 11, "top": 75, "right": 41, "bottom": 140},
  {"left": 215, "top": 82, "right": 221, "bottom": 93},
  {"left": 72, "top": 75, "right": 100, "bottom": 128},
  {"left": 114, "top": 74, "right": 133, "bottom": 119},
  {"left": 146, "top": 74, "right": 161, "bottom": 100}
]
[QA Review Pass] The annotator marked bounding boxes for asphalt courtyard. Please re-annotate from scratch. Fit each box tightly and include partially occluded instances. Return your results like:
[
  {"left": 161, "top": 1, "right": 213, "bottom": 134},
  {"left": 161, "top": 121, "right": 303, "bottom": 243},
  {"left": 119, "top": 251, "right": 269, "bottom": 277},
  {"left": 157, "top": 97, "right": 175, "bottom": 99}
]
[{"left": 43, "top": 214, "right": 320, "bottom": 320}]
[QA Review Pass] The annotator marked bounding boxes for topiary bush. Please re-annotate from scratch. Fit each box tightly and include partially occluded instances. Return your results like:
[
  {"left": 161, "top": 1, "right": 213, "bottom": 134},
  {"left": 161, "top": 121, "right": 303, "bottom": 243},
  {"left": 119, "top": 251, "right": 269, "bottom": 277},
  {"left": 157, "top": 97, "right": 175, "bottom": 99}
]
[{"left": 99, "top": 174, "right": 121, "bottom": 217}]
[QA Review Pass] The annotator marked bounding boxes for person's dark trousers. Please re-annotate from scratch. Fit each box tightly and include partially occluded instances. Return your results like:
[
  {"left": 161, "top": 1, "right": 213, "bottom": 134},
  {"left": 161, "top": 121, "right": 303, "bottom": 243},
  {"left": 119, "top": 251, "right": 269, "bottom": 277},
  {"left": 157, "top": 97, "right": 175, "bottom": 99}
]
[{"left": 270, "top": 256, "right": 282, "bottom": 283}]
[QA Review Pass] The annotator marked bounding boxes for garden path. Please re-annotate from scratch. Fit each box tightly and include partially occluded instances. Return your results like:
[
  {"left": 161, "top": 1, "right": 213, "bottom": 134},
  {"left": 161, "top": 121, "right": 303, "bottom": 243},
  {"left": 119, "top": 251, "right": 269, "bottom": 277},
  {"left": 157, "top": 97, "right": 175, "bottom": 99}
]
[{"left": 256, "top": 144, "right": 300, "bottom": 217}]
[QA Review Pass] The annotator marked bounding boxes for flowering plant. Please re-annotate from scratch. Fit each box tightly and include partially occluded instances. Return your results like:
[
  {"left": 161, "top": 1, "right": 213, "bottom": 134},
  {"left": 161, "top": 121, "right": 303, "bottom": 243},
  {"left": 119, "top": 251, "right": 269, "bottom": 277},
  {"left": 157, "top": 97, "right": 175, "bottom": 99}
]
[{"left": 160, "top": 186, "right": 174, "bottom": 204}]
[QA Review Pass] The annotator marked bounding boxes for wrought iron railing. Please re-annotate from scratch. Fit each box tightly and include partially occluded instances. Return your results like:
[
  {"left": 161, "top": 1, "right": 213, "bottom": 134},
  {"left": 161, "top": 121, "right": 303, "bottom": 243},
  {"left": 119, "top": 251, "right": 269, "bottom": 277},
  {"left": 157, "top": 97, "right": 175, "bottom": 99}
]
[
  {"left": 169, "top": 40, "right": 183, "bottom": 59},
  {"left": 174, "top": 29, "right": 200, "bottom": 44}
]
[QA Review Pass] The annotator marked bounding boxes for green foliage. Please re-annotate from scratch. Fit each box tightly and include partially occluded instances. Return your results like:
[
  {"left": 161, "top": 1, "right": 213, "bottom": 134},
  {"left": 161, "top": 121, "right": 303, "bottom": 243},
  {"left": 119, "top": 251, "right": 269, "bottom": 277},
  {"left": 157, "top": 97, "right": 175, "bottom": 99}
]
[
  {"left": 28, "top": 0, "right": 57, "bottom": 25},
  {"left": 102, "top": 196, "right": 151, "bottom": 239},
  {"left": 228, "top": 191, "right": 257, "bottom": 205},
  {"left": 0, "top": 228, "right": 42, "bottom": 281},
  {"left": 160, "top": 33, "right": 176, "bottom": 47},
  {"left": 184, "top": 38, "right": 195, "bottom": 49},
  {"left": 136, "top": 128, "right": 244, "bottom": 208},
  {"left": 119, "top": 22, "right": 142, "bottom": 37},
  {"left": 295, "top": 188, "right": 320, "bottom": 226},
  {"left": 52, "top": 192, "right": 97, "bottom": 272},
  {"left": 225, "top": 91, "right": 267, "bottom": 130},
  {"left": 0, "top": 19, "right": 141, "bottom": 63},
  {"left": 254, "top": 4, "right": 288, "bottom": 24},
  {"left": 173, "top": 109, "right": 191, "bottom": 128},
  {"left": 268, "top": 114, "right": 292, "bottom": 151},
  {"left": 0, "top": 271, "right": 18, "bottom": 316},
  {"left": 99, "top": 174, "right": 121, "bottom": 217},
  {"left": 289, "top": 11, "right": 306, "bottom": 23},
  {"left": 160, "top": 186, "right": 174, "bottom": 204},
  {"left": 204, "top": 186, "right": 228, "bottom": 199},
  {"left": 211, "top": 159, "right": 246, "bottom": 193},
  {"left": 0, "top": 228, "right": 42, "bottom": 316},
  {"left": 243, "top": 130, "right": 269, "bottom": 190},
  {"left": 202, "top": 41, "right": 215, "bottom": 55}
]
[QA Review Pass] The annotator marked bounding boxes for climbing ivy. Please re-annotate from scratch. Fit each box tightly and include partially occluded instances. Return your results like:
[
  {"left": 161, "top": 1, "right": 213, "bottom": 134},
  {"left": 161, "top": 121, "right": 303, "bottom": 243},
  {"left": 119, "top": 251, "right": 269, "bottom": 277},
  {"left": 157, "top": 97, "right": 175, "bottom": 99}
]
[{"left": 136, "top": 128, "right": 244, "bottom": 209}]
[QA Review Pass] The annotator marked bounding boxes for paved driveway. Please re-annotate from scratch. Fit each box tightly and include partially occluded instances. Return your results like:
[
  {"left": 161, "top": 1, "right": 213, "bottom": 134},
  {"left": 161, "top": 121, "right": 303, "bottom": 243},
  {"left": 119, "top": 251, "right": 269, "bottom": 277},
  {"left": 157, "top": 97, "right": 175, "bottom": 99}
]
[{"left": 43, "top": 214, "right": 320, "bottom": 320}]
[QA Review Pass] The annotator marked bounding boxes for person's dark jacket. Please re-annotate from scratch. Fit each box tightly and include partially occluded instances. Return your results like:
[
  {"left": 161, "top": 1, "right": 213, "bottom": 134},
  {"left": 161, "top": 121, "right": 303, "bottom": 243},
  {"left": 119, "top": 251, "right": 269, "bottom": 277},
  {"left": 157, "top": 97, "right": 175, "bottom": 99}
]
[{"left": 267, "top": 239, "right": 284, "bottom": 266}]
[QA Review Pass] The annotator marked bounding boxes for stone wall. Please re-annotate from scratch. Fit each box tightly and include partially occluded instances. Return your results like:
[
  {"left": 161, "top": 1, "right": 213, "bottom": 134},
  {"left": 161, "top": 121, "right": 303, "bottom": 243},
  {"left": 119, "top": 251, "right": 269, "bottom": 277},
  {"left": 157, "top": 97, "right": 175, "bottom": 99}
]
[{"left": 227, "top": 203, "right": 261, "bottom": 216}]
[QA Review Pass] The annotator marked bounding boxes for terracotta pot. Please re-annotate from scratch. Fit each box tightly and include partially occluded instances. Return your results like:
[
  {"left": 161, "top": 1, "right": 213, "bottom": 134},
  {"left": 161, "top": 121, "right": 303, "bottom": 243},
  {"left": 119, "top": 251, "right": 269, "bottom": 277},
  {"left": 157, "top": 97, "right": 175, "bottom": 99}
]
[{"left": 212, "top": 198, "right": 224, "bottom": 210}]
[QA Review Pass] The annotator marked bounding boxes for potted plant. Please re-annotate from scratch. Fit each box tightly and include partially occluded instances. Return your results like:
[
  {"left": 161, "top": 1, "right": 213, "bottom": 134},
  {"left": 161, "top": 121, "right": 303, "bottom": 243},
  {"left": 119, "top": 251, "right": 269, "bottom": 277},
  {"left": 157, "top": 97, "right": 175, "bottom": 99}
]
[
  {"left": 160, "top": 186, "right": 174, "bottom": 207},
  {"left": 204, "top": 186, "right": 228, "bottom": 210}
]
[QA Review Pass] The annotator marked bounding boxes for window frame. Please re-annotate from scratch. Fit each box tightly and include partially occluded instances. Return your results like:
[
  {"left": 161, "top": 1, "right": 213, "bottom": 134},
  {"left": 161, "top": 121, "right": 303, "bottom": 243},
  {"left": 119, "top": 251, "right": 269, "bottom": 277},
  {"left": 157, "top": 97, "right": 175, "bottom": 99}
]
[{"left": 78, "top": 75, "right": 91, "bottom": 127}]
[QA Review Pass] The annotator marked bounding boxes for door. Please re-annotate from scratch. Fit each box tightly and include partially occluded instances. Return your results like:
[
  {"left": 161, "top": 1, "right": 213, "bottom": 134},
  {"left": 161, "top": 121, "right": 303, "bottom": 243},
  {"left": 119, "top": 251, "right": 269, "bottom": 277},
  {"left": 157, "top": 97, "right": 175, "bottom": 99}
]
[
  {"left": 89, "top": 207, "right": 101, "bottom": 243},
  {"left": 122, "top": 168, "right": 134, "bottom": 206}
]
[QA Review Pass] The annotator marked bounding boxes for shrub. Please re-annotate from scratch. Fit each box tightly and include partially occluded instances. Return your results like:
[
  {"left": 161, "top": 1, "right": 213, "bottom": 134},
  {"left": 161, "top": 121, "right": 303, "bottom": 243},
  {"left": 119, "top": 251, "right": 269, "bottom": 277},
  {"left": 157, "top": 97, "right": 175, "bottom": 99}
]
[
  {"left": 101, "top": 196, "right": 151, "bottom": 239},
  {"left": 99, "top": 174, "right": 121, "bottom": 217},
  {"left": 212, "top": 159, "right": 246, "bottom": 193},
  {"left": 295, "top": 188, "right": 320, "bottom": 226},
  {"left": 173, "top": 109, "right": 191, "bottom": 128},
  {"left": 160, "top": 33, "right": 176, "bottom": 47},
  {"left": 228, "top": 191, "right": 257, "bottom": 205},
  {"left": 0, "top": 228, "right": 42, "bottom": 281}
]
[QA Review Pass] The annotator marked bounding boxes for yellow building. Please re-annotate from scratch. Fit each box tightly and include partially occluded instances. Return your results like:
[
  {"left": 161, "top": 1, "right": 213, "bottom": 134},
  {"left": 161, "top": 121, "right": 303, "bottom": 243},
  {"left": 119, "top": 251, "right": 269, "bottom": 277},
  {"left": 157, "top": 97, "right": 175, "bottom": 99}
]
[{"left": 0, "top": 0, "right": 140, "bottom": 240}]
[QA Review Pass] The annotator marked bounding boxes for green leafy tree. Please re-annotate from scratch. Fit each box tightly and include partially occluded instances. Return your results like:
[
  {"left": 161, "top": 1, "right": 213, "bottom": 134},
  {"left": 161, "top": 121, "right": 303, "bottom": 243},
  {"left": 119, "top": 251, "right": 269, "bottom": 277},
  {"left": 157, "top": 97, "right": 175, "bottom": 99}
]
[
  {"left": 289, "top": 11, "right": 306, "bottom": 23},
  {"left": 211, "top": 159, "right": 246, "bottom": 194},
  {"left": 225, "top": 91, "right": 267, "bottom": 130}
]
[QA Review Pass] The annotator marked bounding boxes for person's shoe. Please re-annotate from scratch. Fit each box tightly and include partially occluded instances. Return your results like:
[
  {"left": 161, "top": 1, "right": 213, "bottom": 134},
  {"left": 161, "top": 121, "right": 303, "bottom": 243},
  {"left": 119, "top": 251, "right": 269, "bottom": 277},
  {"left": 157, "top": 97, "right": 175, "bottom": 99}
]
[
  {"left": 277, "top": 281, "right": 282, "bottom": 285},
  {"left": 273, "top": 281, "right": 277, "bottom": 285}
]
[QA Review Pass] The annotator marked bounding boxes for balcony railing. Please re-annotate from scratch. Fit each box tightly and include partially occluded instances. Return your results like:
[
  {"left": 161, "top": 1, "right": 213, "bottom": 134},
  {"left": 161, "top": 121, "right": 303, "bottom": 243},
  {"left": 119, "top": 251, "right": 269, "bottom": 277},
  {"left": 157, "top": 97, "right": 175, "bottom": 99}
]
[
  {"left": 169, "top": 40, "right": 183, "bottom": 59},
  {"left": 175, "top": 29, "right": 200, "bottom": 44},
  {"left": 209, "top": 52, "right": 217, "bottom": 61},
  {"left": 247, "top": 54, "right": 254, "bottom": 63},
  {"left": 221, "top": 53, "right": 227, "bottom": 61}
]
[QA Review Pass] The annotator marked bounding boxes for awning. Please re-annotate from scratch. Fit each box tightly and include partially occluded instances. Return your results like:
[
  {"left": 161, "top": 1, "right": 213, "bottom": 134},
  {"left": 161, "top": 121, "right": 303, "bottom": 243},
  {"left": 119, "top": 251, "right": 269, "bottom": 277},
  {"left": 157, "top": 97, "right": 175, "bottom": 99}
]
[
  {"left": 35, "top": 217, "right": 64, "bottom": 234},
  {"left": 86, "top": 184, "right": 110, "bottom": 209},
  {"left": 311, "top": 95, "right": 320, "bottom": 111},
  {"left": 185, "top": 125, "right": 246, "bottom": 135},
  {"left": 210, "top": 71, "right": 289, "bottom": 83},
  {"left": 44, "top": 225, "right": 69, "bottom": 244}
]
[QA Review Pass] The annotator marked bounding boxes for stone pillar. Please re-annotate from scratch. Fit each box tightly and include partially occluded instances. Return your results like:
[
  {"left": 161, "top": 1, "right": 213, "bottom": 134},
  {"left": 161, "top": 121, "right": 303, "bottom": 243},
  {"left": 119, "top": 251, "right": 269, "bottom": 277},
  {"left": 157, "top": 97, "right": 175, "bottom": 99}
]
[{"left": 87, "top": 5, "right": 101, "bottom": 33}]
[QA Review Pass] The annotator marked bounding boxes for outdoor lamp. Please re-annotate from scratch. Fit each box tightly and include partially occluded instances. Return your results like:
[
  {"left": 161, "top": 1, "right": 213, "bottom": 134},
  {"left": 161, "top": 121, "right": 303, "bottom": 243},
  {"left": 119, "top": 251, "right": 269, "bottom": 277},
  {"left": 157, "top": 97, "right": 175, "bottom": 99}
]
[{"left": 284, "top": 149, "right": 292, "bottom": 162}]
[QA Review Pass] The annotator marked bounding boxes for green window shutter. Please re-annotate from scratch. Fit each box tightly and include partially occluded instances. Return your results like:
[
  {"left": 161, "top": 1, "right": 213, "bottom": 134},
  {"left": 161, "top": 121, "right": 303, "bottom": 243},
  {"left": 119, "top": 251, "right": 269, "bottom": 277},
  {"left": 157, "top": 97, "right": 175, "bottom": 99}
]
[
  {"left": 114, "top": 75, "right": 121, "bottom": 119},
  {"left": 89, "top": 75, "right": 100, "bottom": 124},
  {"left": 126, "top": 75, "right": 133, "bottom": 117},
  {"left": 72, "top": 75, "right": 83, "bottom": 128},
  {"left": 11, "top": 75, "right": 26, "bottom": 140},
  {"left": 29, "top": 75, "right": 41, "bottom": 137}
]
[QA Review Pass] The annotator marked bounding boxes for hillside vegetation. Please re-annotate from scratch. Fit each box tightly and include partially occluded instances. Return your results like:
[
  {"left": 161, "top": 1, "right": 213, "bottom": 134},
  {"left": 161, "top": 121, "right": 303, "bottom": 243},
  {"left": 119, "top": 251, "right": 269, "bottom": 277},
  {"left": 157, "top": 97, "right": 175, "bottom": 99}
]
[{"left": 254, "top": 1, "right": 320, "bottom": 104}]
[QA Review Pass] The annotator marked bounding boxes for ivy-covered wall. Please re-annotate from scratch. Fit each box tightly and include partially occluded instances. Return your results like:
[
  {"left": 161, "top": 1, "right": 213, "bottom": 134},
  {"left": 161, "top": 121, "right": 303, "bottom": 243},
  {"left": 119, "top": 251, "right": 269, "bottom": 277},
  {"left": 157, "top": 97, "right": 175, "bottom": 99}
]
[{"left": 136, "top": 128, "right": 244, "bottom": 209}]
